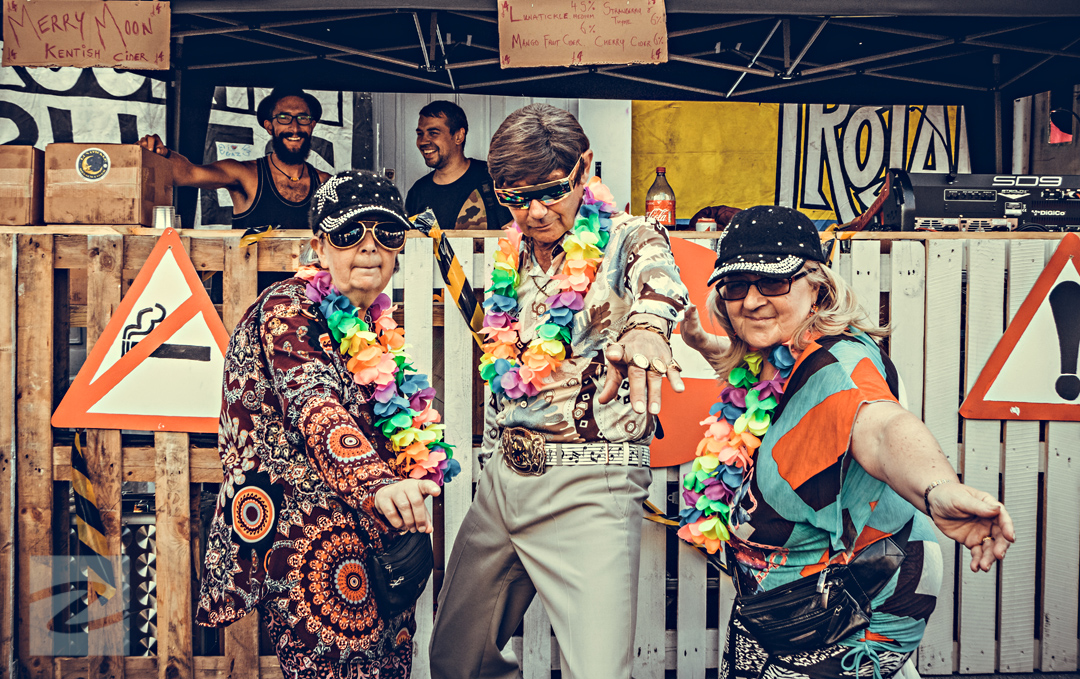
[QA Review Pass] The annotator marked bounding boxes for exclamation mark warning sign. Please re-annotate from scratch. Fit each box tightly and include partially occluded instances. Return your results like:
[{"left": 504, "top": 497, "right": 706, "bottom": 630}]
[
  {"left": 961, "top": 234, "right": 1080, "bottom": 421},
  {"left": 1049, "top": 280, "right": 1080, "bottom": 401}
]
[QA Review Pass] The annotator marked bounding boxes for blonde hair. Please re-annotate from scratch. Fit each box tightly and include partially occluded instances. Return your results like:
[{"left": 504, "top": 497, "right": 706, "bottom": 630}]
[{"left": 707, "top": 263, "right": 890, "bottom": 378}]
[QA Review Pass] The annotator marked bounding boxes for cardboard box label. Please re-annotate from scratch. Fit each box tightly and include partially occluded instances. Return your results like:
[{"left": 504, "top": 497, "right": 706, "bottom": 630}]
[
  {"left": 76, "top": 147, "right": 111, "bottom": 182},
  {"left": 498, "top": 0, "right": 668, "bottom": 68},
  {"left": 2, "top": 0, "right": 170, "bottom": 70}
]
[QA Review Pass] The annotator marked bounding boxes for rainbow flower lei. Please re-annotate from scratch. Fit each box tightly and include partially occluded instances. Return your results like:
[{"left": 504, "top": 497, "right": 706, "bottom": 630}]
[
  {"left": 677, "top": 345, "right": 796, "bottom": 553},
  {"left": 298, "top": 269, "right": 460, "bottom": 486},
  {"left": 478, "top": 178, "right": 615, "bottom": 397}
]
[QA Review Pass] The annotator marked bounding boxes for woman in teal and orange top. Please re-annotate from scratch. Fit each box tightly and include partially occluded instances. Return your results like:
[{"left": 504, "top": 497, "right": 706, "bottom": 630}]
[{"left": 680, "top": 205, "right": 1014, "bottom": 679}]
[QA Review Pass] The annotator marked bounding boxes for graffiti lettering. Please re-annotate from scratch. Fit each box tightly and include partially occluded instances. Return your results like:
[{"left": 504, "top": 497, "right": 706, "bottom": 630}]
[{"left": 777, "top": 104, "right": 968, "bottom": 224}]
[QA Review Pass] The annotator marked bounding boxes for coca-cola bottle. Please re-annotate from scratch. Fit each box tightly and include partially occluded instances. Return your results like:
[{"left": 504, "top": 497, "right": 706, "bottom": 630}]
[{"left": 645, "top": 167, "right": 676, "bottom": 229}]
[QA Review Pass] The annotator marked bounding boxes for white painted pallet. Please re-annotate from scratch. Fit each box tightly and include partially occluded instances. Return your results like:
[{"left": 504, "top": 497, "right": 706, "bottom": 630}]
[
  {"left": 958, "top": 239, "right": 1005, "bottom": 674},
  {"left": 998, "top": 240, "right": 1044, "bottom": 673},
  {"left": 404, "top": 237, "right": 436, "bottom": 679},
  {"left": 411, "top": 234, "right": 1080, "bottom": 679},
  {"left": 918, "top": 239, "right": 964, "bottom": 675}
]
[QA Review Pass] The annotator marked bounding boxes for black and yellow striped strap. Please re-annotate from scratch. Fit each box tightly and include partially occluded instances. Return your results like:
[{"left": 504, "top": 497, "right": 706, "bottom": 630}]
[{"left": 410, "top": 209, "right": 485, "bottom": 347}]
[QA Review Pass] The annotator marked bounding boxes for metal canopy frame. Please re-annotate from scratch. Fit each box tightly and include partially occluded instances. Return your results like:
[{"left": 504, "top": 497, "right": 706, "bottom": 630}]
[{"left": 161, "top": 6, "right": 1080, "bottom": 106}]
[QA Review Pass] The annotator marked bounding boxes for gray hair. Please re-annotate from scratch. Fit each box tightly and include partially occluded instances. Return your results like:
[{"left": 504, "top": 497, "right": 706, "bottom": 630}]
[
  {"left": 488, "top": 103, "right": 590, "bottom": 186},
  {"left": 706, "top": 263, "right": 890, "bottom": 378}
]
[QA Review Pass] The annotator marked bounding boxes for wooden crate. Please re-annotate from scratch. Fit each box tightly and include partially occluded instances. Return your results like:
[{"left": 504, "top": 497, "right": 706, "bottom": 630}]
[
  {"left": 0, "top": 145, "right": 44, "bottom": 225},
  {"left": 44, "top": 144, "right": 172, "bottom": 227}
]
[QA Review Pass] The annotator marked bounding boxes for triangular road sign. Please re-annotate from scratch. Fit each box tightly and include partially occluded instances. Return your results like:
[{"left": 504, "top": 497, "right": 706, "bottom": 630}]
[
  {"left": 961, "top": 233, "right": 1080, "bottom": 421},
  {"left": 52, "top": 228, "right": 229, "bottom": 433}
]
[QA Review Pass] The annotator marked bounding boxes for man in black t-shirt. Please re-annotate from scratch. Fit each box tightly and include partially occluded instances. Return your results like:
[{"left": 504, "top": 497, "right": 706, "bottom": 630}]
[{"left": 405, "top": 101, "right": 512, "bottom": 231}]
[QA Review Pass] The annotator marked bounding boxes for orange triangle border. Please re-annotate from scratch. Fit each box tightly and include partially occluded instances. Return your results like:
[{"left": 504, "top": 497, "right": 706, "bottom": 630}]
[
  {"left": 51, "top": 228, "right": 229, "bottom": 433},
  {"left": 960, "top": 233, "right": 1080, "bottom": 422}
]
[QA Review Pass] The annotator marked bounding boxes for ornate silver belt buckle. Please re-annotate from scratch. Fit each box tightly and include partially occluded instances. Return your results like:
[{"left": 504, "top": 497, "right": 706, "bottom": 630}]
[{"left": 501, "top": 427, "right": 547, "bottom": 476}]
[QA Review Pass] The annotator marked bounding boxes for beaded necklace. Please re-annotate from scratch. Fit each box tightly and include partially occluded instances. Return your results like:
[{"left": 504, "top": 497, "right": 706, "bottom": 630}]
[
  {"left": 677, "top": 345, "right": 796, "bottom": 552},
  {"left": 299, "top": 269, "right": 459, "bottom": 486},
  {"left": 478, "top": 179, "right": 615, "bottom": 398}
]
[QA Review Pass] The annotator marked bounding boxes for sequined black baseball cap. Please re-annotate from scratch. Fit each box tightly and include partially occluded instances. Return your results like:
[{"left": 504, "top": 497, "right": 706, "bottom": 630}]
[
  {"left": 707, "top": 205, "right": 826, "bottom": 287},
  {"left": 309, "top": 170, "right": 412, "bottom": 235}
]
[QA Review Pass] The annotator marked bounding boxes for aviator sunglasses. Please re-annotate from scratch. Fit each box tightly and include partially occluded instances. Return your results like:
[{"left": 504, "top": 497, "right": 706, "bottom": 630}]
[
  {"left": 494, "top": 156, "right": 585, "bottom": 210},
  {"left": 716, "top": 269, "right": 814, "bottom": 301},
  {"left": 326, "top": 220, "right": 408, "bottom": 251}
]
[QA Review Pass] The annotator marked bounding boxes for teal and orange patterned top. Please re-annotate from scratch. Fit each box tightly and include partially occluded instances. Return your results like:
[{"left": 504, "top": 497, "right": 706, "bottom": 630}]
[{"left": 728, "top": 331, "right": 942, "bottom": 664}]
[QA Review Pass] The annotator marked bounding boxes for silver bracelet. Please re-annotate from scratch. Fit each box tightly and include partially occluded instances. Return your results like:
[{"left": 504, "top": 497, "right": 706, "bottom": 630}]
[{"left": 923, "top": 478, "right": 955, "bottom": 519}]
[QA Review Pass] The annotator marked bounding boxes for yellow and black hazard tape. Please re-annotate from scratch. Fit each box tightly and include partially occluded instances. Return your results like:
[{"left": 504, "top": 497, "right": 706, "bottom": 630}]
[
  {"left": 410, "top": 209, "right": 485, "bottom": 347},
  {"left": 71, "top": 433, "right": 117, "bottom": 601}
]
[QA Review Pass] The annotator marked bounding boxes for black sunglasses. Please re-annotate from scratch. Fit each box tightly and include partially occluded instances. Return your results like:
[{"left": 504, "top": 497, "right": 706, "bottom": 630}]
[
  {"left": 494, "top": 156, "right": 585, "bottom": 210},
  {"left": 273, "top": 112, "right": 316, "bottom": 126},
  {"left": 716, "top": 270, "right": 813, "bottom": 301},
  {"left": 326, "top": 221, "right": 407, "bottom": 251}
]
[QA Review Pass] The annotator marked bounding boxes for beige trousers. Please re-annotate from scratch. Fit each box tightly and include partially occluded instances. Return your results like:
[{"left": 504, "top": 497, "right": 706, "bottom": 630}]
[{"left": 429, "top": 452, "right": 652, "bottom": 679}]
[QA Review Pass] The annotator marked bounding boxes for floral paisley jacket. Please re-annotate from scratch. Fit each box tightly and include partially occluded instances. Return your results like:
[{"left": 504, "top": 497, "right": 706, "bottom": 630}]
[{"left": 196, "top": 277, "right": 415, "bottom": 664}]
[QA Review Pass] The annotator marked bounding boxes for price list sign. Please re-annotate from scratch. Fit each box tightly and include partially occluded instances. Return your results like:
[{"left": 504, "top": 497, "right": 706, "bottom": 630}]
[
  {"left": 498, "top": 0, "right": 667, "bottom": 69},
  {"left": 3, "top": 0, "right": 170, "bottom": 70}
]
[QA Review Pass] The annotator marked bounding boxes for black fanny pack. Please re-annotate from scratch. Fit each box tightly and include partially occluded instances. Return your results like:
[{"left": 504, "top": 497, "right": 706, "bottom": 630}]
[
  {"left": 366, "top": 530, "right": 434, "bottom": 619},
  {"left": 730, "top": 518, "right": 912, "bottom": 655}
]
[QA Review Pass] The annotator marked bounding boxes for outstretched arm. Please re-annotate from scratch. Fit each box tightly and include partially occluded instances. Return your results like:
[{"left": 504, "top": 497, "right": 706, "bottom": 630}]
[
  {"left": 679, "top": 303, "right": 732, "bottom": 374},
  {"left": 851, "top": 400, "right": 1015, "bottom": 572},
  {"left": 139, "top": 134, "right": 250, "bottom": 191},
  {"left": 597, "top": 221, "right": 689, "bottom": 415}
]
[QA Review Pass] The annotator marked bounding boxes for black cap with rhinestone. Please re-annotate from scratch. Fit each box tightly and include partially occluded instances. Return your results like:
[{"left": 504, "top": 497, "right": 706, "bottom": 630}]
[
  {"left": 310, "top": 170, "right": 412, "bottom": 235},
  {"left": 707, "top": 205, "right": 826, "bottom": 287}
]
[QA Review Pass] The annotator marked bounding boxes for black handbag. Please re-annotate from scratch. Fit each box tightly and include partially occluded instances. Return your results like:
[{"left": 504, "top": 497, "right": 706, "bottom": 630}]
[
  {"left": 366, "top": 530, "right": 434, "bottom": 619},
  {"left": 730, "top": 518, "right": 912, "bottom": 655}
]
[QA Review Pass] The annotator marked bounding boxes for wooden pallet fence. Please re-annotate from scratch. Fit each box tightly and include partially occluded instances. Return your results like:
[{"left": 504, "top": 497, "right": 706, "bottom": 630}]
[{"left": 2, "top": 229, "right": 1077, "bottom": 679}]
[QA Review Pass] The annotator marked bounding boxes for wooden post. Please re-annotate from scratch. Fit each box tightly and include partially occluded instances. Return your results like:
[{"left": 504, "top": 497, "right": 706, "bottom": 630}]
[
  {"left": 676, "top": 462, "right": 706, "bottom": 679},
  {"left": 0, "top": 234, "right": 15, "bottom": 679},
  {"left": 16, "top": 234, "right": 55, "bottom": 679},
  {"left": 1042, "top": 421, "right": 1080, "bottom": 672},
  {"left": 958, "top": 239, "right": 1005, "bottom": 674},
  {"left": 222, "top": 239, "right": 258, "bottom": 332},
  {"left": 888, "top": 240, "right": 926, "bottom": 416},
  {"left": 155, "top": 431, "right": 193, "bottom": 679},
  {"left": 998, "top": 240, "right": 1043, "bottom": 672},
  {"left": 403, "top": 238, "right": 435, "bottom": 679},
  {"left": 85, "top": 234, "right": 126, "bottom": 678},
  {"left": 221, "top": 238, "right": 260, "bottom": 679},
  {"left": 918, "top": 239, "right": 962, "bottom": 675},
  {"left": 522, "top": 601, "right": 552, "bottom": 679},
  {"left": 633, "top": 471, "right": 666, "bottom": 679}
]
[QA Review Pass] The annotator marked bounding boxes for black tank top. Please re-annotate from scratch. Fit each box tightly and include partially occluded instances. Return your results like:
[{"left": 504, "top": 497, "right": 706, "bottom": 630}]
[{"left": 232, "top": 156, "right": 322, "bottom": 231}]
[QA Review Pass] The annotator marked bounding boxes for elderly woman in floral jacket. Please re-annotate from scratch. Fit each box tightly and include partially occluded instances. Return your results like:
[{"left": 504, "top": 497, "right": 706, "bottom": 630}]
[{"left": 196, "top": 170, "right": 457, "bottom": 679}]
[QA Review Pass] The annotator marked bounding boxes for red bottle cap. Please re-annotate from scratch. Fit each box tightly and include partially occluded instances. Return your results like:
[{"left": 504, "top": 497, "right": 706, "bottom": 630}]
[{"left": 656, "top": 166, "right": 666, "bottom": 172}]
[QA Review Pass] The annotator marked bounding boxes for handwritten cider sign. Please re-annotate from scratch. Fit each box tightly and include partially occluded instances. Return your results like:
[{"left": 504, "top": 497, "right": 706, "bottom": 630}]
[
  {"left": 498, "top": 0, "right": 667, "bottom": 69},
  {"left": 3, "top": 0, "right": 170, "bottom": 70}
]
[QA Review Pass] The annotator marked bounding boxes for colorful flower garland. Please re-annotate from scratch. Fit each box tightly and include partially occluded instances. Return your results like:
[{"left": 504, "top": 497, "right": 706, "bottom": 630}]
[
  {"left": 677, "top": 345, "right": 796, "bottom": 553},
  {"left": 478, "top": 178, "right": 616, "bottom": 398},
  {"left": 299, "top": 268, "right": 460, "bottom": 486}
]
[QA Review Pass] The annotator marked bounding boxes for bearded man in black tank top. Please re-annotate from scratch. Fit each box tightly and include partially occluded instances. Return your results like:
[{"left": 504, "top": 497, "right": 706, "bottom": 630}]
[{"left": 139, "top": 86, "right": 331, "bottom": 230}]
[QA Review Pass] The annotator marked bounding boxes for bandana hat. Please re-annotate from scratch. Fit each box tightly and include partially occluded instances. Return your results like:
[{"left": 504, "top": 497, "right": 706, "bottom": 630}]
[{"left": 707, "top": 205, "right": 826, "bottom": 287}]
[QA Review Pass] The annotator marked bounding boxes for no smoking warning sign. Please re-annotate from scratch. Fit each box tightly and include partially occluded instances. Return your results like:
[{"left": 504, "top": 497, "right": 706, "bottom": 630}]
[{"left": 52, "top": 228, "right": 229, "bottom": 433}]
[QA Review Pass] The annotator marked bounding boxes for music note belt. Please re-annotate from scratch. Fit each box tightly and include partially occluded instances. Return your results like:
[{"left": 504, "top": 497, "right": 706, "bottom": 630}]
[{"left": 500, "top": 427, "right": 650, "bottom": 476}]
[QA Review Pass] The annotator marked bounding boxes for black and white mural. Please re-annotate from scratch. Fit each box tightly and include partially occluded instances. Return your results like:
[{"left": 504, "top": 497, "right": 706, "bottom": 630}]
[{"left": 0, "top": 40, "right": 167, "bottom": 148}]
